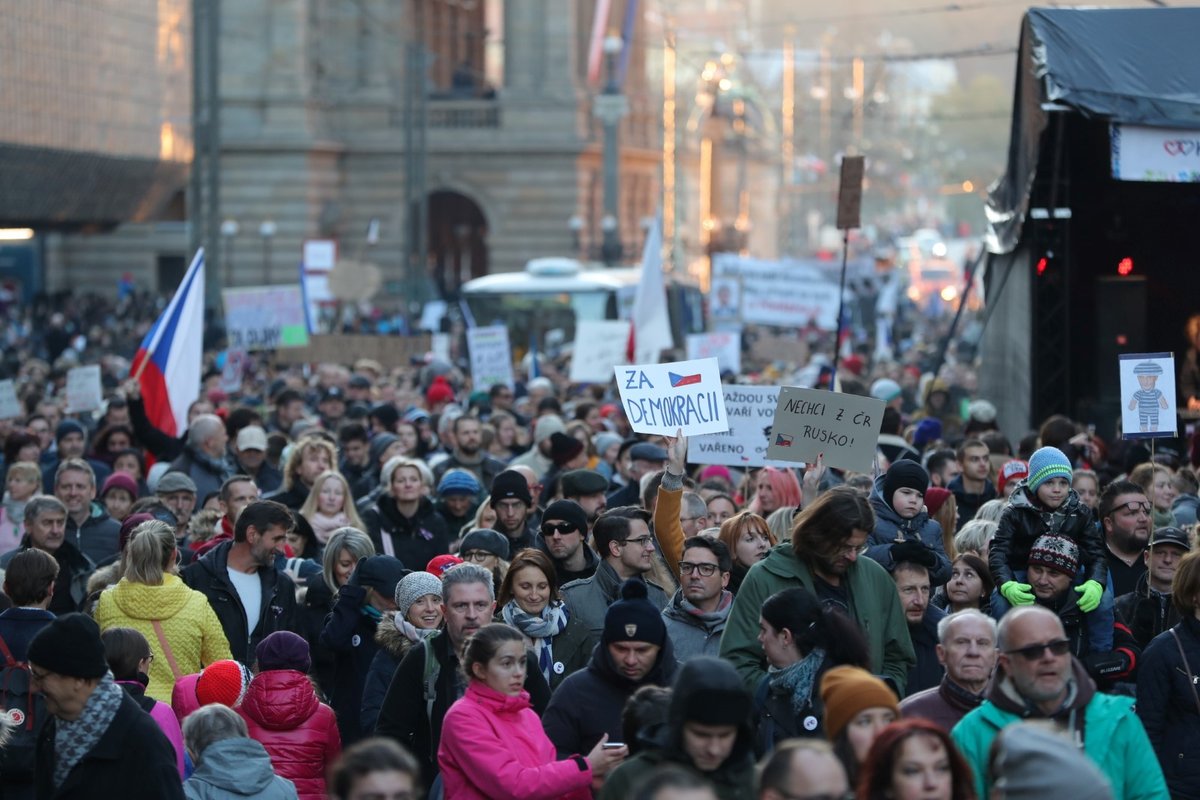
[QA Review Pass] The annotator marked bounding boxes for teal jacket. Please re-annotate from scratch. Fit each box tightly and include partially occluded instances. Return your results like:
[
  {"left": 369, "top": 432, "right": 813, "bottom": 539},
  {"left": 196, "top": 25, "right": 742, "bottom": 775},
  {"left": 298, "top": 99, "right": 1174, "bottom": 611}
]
[
  {"left": 719, "top": 544, "right": 915, "bottom": 693},
  {"left": 951, "top": 675, "right": 1168, "bottom": 800}
]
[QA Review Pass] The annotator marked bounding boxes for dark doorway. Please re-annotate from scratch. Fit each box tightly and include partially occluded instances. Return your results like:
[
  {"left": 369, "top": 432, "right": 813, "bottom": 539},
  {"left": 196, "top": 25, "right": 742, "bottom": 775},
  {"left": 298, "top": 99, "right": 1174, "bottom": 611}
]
[
  {"left": 156, "top": 254, "right": 186, "bottom": 293},
  {"left": 428, "top": 190, "right": 488, "bottom": 299}
]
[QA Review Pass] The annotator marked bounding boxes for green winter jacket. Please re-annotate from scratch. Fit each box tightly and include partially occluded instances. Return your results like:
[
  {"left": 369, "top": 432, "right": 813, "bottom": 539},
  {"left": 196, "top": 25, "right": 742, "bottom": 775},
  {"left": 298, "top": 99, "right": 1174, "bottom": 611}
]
[
  {"left": 718, "top": 543, "right": 915, "bottom": 693},
  {"left": 951, "top": 677, "right": 1169, "bottom": 800}
]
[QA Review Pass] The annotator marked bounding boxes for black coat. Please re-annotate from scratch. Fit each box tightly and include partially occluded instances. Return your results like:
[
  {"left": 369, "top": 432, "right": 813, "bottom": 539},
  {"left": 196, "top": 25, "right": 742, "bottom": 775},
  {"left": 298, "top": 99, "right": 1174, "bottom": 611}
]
[
  {"left": 318, "top": 583, "right": 380, "bottom": 745},
  {"left": 989, "top": 485, "right": 1105, "bottom": 587},
  {"left": 906, "top": 606, "right": 947, "bottom": 698},
  {"left": 180, "top": 540, "right": 298, "bottom": 664},
  {"left": 1137, "top": 615, "right": 1200, "bottom": 799},
  {"left": 1115, "top": 572, "right": 1182, "bottom": 649},
  {"left": 375, "top": 630, "right": 551, "bottom": 786},
  {"left": 360, "top": 496, "right": 450, "bottom": 572},
  {"left": 35, "top": 691, "right": 183, "bottom": 800},
  {"left": 542, "top": 638, "right": 677, "bottom": 759}
]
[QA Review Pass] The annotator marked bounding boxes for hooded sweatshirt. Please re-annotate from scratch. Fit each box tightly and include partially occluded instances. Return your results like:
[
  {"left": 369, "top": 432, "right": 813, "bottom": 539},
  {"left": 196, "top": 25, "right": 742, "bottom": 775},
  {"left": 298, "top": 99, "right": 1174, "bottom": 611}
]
[
  {"left": 183, "top": 738, "right": 298, "bottom": 800},
  {"left": 599, "top": 657, "right": 756, "bottom": 800},
  {"left": 94, "top": 573, "right": 233, "bottom": 700}
]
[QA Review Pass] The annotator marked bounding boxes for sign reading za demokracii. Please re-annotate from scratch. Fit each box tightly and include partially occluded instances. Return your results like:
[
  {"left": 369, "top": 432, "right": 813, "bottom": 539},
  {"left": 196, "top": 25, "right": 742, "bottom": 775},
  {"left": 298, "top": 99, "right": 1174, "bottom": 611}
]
[{"left": 615, "top": 358, "right": 729, "bottom": 437}]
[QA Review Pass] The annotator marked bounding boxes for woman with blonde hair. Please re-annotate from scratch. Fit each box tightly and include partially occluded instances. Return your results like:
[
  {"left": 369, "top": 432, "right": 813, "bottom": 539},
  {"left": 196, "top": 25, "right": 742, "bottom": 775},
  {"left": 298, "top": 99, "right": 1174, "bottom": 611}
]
[
  {"left": 299, "top": 470, "right": 364, "bottom": 547},
  {"left": 360, "top": 456, "right": 450, "bottom": 569},
  {"left": 1130, "top": 461, "right": 1178, "bottom": 529},
  {"left": 94, "top": 519, "right": 232, "bottom": 700},
  {"left": 719, "top": 511, "right": 778, "bottom": 594}
]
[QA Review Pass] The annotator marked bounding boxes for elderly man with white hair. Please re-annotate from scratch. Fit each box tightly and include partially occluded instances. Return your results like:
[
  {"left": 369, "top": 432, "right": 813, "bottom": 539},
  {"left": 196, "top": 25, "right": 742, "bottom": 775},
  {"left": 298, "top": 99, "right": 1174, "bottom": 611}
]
[
  {"left": 167, "top": 414, "right": 235, "bottom": 512},
  {"left": 900, "top": 608, "right": 997, "bottom": 731}
]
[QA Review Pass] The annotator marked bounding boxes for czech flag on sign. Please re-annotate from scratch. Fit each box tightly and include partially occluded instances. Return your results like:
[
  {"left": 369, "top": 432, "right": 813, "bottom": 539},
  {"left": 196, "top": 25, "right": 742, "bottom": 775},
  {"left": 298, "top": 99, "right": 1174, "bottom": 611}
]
[
  {"left": 669, "top": 372, "right": 702, "bottom": 388},
  {"left": 130, "top": 249, "right": 206, "bottom": 437}
]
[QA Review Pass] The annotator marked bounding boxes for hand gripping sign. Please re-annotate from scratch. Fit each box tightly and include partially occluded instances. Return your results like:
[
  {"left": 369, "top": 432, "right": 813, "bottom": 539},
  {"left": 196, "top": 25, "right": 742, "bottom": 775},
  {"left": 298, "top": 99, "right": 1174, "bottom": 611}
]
[{"left": 615, "top": 358, "right": 730, "bottom": 437}]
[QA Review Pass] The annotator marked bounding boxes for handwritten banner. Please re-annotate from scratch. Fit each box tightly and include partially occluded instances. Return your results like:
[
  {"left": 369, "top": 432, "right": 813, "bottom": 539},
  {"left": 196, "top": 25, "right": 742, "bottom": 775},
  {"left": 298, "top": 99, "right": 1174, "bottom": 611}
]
[
  {"left": 570, "top": 320, "right": 632, "bottom": 384},
  {"left": 686, "top": 330, "right": 741, "bottom": 375},
  {"left": 688, "top": 385, "right": 794, "bottom": 467},
  {"left": 467, "top": 325, "right": 514, "bottom": 390},
  {"left": 615, "top": 358, "right": 728, "bottom": 436},
  {"left": 765, "top": 386, "right": 885, "bottom": 473},
  {"left": 223, "top": 285, "right": 310, "bottom": 351},
  {"left": 0, "top": 380, "right": 21, "bottom": 420},
  {"left": 65, "top": 365, "right": 103, "bottom": 414}
]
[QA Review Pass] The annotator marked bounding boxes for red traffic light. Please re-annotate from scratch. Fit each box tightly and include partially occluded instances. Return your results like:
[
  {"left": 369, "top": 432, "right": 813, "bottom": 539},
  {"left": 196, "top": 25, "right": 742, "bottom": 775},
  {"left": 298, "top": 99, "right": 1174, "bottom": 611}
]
[
  {"left": 1036, "top": 257, "right": 1048, "bottom": 276},
  {"left": 1117, "top": 257, "right": 1134, "bottom": 276}
]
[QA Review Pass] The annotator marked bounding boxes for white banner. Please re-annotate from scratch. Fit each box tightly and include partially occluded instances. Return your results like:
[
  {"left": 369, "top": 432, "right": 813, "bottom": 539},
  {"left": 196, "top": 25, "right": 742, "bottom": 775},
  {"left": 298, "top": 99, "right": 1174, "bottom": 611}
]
[
  {"left": 686, "top": 330, "right": 741, "bottom": 375},
  {"left": 712, "top": 254, "right": 841, "bottom": 329},
  {"left": 570, "top": 320, "right": 631, "bottom": 383},
  {"left": 615, "top": 358, "right": 729, "bottom": 436},
  {"left": 65, "top": 365, "right": 103, "bottom": 414},
  {"left": 223, "top": 285, "right": 310, "bottom": 350},
  {"left": 1112, "top": 124, "right": 1200, "bottom": 183},
  {"left": 467, "top": 325, "right": 514, "bottom": 390},
  {"left": 688, "top": 385, "right": 794, "bottom": 467}
]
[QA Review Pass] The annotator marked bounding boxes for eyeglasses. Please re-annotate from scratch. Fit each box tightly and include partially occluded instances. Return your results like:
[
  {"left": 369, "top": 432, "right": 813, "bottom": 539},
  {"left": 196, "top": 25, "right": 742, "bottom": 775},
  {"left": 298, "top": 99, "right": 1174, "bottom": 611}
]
[
  {"left": 620, "top": 535, "right": 656, "bottom": 549},
  {"left": 28, "top": 667, "right": 51, "bottom": 683},
  {"left": 541, "top": 522, "right": 579, "bottom": 537},
  {"left": 678, "top": 561, "right": 720, "bottom": 577},
  {"left": 1005, "top": 639, "right": 1071, "bottom": 661},
  {"left": 1109, "top": 501, "right": 1152, "bottom": 516},
  {"left": 461, "top": 551, "right": 492, "bottom": 563}
]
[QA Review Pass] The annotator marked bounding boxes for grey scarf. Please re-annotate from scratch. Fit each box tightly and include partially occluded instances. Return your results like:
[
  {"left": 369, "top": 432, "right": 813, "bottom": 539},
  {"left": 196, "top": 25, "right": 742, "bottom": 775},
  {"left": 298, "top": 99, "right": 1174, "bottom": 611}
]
[
  {"left": 53, "top": 672, "right": 124, "bottom": 789},
  {"left": 769, "top": 647, "right": 827, "bottom": 718}
]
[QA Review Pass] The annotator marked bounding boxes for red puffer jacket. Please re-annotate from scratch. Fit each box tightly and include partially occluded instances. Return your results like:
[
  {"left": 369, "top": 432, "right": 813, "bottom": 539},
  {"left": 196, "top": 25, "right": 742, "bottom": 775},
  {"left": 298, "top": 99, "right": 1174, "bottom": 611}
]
[{"left": 238, "top": 669, "right": 342, "bottom": 800}]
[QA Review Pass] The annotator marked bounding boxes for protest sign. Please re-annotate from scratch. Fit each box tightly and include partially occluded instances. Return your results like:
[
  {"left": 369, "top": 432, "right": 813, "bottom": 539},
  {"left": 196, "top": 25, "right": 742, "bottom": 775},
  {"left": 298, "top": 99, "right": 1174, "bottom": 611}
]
[
  {"left": 274, "top": 334, "right": 431, "bottom": 369},
  {"left": 688, "top": 385, "right": 794, "bottom": 467},
  {"left": 765, "top": 386, "right": 884, "bottom": 473},
  {"left": 686, "top": 330, "right": 741, "bottom": 375},
  {"left": 615, "top": 357, "right": 728, "bottom": 436},
  {"left": 431, "top": 332, "right": 452, "bottom": 363},
  {"left": 712, "top": 254, "right": 840, "bottom": 329},
  {"left": 570, "top": 320, "right": 632, "bottom": 383},
  {"left": 1119, "top": 352, "right": 1177, "bottom": 438},
  {"left": 0, "top": 380, "right": 21, "bottom": 420},
  {"left": 66, "top": 365, "right": 103, "bottom": 414},
  {"left": 223, "top": 285, "right": 310, "bottom": 351},
  {"left": 220, "top": 350, "right": 248, "bottom": 394},
  {"left": 467, "top": 325, "right": 514, "bottom": 389}
]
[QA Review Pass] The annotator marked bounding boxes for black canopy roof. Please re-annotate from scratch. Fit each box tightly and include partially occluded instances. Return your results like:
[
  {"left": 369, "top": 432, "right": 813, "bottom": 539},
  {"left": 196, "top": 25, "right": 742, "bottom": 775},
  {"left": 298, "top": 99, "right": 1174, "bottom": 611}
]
[{"left": 986, "top": 7, "right": 1200, "bottom": 254}]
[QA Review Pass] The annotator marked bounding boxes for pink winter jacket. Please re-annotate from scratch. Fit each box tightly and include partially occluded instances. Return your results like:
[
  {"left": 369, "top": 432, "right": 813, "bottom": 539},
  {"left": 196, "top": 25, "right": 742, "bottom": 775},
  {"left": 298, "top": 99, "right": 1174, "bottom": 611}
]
[{"left": 438, "top": 682, "right": 593, "bottom": 800}]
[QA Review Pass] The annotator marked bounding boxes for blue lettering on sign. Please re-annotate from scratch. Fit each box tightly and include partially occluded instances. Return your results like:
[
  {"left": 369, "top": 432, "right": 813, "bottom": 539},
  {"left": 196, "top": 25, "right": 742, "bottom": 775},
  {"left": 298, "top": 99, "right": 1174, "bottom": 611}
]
[
  {"left": 623, "top": 370, "right": 654, "bottom": 390},
  {"left": 625, "top": 390, "right": 722, "bottom": 429}
]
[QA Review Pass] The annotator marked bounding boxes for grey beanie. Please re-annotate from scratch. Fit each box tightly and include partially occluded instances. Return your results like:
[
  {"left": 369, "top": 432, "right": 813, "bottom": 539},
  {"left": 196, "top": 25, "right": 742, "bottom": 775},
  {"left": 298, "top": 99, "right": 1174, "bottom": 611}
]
[
  {"left": 991, "top": 724, "right": 1113, "bottom": 800},
  {"left": 393, "top": 571, "right": 443, "bottom": 618}
]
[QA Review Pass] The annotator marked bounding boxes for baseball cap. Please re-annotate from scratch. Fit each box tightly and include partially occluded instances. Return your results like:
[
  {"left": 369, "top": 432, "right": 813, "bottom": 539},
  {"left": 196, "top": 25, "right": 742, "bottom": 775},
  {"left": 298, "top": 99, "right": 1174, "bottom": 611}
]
[
  {"left": 236, "top": 425, "right": 268, "bottom": 452},
  {"left": 1148, "top": 526, "right": 1191, "bottom": 551}
]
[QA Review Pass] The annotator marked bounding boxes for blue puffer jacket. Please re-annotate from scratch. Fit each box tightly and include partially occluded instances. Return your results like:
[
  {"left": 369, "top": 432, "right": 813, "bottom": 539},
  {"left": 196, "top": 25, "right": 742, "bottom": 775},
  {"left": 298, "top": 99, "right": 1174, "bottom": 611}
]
[
  {"left": 865, "top": 476, "right": 952, "bottom": 585},
  {"left": 1137, "top": 615, "right": 1200, "bottom": 799}
]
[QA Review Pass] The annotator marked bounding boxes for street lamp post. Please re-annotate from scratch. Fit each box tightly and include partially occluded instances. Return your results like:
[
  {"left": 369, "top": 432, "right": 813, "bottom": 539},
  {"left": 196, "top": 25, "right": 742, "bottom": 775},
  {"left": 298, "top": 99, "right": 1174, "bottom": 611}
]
[
  {"left": 220, "top": 218, "right": 239, "bottom": 288},
  {"left": 568, "top": 215, "right": 584, "bottom": 258},
  {"left": 595, "top": 34, "right": 627, "bottom": 265},
  {"left": 259, "top": 219, "right": 276, "bottom": 283}
]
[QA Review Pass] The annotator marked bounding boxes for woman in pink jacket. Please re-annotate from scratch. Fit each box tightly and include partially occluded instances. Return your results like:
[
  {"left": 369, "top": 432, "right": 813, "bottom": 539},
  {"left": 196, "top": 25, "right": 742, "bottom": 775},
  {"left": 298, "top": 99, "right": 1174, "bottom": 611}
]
[
  {"left": 438, "top": 623, "right": 627, "bottom": 800},
  {"left": 238, "top": 631, "right": 342, "bottom": 800}
]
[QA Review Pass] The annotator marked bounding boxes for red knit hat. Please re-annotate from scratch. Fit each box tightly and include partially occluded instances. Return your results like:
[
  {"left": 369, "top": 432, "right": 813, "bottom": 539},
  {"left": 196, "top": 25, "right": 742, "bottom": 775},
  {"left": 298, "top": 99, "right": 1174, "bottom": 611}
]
[
  {"left": 195, "top": 660, "right": 252, "bottom": 708},
  {"left": 426, "top": 376, "right": 455, "bottom": 406},
  {"left": 924, "top": 487, "right": 952, "bottom": 517},
  {"left": 426, "top": 554, "right": 463, "bottom": 577}
]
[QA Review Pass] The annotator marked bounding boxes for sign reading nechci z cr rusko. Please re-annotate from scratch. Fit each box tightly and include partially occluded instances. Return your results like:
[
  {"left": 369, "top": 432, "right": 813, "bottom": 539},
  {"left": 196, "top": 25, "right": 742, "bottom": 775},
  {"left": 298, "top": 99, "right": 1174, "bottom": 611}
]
[
  {"left": 766, "top": 386, "right": 885, "bottom": 473},
  {"left": 615, "top": 358, "right": 729, "bottom": 436}
]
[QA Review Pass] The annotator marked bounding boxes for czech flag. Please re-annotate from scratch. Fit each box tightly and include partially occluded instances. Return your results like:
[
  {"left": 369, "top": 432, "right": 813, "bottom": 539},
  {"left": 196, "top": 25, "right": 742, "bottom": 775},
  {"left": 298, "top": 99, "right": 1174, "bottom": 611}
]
[{"left": 130, "top": 249, "right": 206, "bottom": 437}]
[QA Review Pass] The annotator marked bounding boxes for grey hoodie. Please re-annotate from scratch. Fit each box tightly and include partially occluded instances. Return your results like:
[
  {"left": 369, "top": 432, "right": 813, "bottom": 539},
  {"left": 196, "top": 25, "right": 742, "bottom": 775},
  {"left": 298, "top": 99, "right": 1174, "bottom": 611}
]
[{"left": 184, "top": 738, "right": 298, "bottom": 800}]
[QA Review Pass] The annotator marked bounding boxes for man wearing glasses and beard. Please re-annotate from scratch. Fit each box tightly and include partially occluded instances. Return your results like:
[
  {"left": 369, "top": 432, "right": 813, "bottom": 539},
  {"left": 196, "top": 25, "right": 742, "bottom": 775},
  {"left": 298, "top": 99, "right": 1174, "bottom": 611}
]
[
  {"left": 1099, "top": 480, "right": 1155, "bottom": 596},
  {"left": 950, "top": 605, "right": 1166, "bottom": 800}
]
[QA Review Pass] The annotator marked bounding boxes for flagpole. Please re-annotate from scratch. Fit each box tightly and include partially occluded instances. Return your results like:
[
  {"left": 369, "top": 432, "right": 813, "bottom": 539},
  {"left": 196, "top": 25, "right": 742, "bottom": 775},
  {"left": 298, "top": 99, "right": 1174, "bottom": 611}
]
[{"left": 829, "top": 228, "right": 850, "bottom": 390}]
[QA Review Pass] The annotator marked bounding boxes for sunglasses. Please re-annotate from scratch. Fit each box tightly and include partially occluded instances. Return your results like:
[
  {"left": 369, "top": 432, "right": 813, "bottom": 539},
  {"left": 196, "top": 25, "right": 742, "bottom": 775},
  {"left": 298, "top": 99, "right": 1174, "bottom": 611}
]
[
  {"left": 541, "top": 521, "right": 579, "bottom": 537},
  {"left": 1109, "top": 501, "right": 1152, "bottom": 516},
  {"left": 1005, "top": 639, "right": 1071, "bottom": 661}
]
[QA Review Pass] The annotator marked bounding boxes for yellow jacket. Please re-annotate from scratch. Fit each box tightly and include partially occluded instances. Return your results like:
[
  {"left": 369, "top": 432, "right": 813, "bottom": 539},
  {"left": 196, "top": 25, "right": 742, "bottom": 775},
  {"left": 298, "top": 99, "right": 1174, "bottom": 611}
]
[{"left": 94, "top": 573, "right": 232, "bottom": 700}]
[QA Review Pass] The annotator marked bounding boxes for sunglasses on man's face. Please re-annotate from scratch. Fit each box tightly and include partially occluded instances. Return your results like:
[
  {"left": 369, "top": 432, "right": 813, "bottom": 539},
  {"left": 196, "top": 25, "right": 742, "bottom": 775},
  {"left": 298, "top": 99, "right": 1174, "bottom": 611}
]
[
  {"left": 541, "top": 521, "right": 579, "bottom": 537},
  {"left": 1005, "top": 639, "right": 1071, "bottom": 662}
]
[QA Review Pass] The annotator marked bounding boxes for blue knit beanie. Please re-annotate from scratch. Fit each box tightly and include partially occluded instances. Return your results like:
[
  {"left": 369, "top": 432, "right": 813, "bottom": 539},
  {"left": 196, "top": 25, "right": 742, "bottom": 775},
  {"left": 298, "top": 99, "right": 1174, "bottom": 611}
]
[
  {"left": 437, "top": 469, "right": 482, "bottom": 497},
  {"left": 1026, "top": 447, "right": 1072, "bottom": 492}
]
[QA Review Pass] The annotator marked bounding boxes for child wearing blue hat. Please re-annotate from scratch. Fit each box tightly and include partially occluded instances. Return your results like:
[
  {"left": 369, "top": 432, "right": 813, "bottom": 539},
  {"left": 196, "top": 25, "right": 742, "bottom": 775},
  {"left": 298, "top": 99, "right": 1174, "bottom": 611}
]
[{"left": 989, "top": 446, "right": 1113, "bottom": 649}]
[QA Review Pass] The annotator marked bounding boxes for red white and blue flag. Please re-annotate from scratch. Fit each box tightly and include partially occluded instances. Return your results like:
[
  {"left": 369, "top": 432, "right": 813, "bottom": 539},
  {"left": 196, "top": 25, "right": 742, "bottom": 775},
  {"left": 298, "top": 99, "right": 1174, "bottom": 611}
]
[
  {"left": 669, "top": 372, "right": 701, "bottom": 388},
  {"left": 130, "top": 248, "right": 206, "bottom": 437}
]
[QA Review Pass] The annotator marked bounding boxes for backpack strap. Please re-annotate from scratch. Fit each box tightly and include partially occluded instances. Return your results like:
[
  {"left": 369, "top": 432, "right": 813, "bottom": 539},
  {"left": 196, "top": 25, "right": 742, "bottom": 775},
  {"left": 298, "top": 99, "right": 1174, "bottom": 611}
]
[
  {"left": 0, "top": 632, "right": 17, "bottom": 668},
  {"left": 1169, "top": 627, "right": 1200, "bottom": 715},
  {"left": 150, "top": 620, "right": 183, "bottom": 682}
]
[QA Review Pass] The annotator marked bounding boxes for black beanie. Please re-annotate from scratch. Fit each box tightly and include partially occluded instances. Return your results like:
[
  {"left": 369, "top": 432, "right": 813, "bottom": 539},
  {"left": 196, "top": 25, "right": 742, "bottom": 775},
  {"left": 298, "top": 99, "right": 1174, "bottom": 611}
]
[
  {"left": 603, "top": 579, "right": 666, "bottom": 646},
  {"left": 490, "top": 470, "right": 533, "bottom": 508},
  {"left": 883, "top": 459, "right": 929, "bottom": 503},
  {"left": 28, "top": 613, "right": 109, "bottom": 679},
  {"left": 542, "top": 500, "right": 589, "bottom": 536}
]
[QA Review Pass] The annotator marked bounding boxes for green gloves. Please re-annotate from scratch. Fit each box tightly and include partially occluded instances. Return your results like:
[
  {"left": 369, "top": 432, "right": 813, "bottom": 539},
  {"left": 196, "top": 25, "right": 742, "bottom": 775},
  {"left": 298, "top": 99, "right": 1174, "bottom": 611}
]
[
  {"left": 1075, "top": 579, "right": 1104, "bottom": 613},
  {"left": 1000, "top": 581, "right": 1035, "bottom": 606}
]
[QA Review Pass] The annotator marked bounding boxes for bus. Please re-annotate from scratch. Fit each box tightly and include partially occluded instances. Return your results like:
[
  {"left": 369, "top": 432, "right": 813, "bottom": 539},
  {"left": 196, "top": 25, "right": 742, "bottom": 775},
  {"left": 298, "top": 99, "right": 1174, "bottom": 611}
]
[{"left": 461, "top": 257, "right": 705, "bottom": 350}]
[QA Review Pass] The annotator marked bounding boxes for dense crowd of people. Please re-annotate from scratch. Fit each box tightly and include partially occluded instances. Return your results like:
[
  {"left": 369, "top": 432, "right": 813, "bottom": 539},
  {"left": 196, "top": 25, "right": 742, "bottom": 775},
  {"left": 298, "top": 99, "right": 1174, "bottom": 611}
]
[{"left": 0, "top": 292, "right": 1196, "bottom": 800}]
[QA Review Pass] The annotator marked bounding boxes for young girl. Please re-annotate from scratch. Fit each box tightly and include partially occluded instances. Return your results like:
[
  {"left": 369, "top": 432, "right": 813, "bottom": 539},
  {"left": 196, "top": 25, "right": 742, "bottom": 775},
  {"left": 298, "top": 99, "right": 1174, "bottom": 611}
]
[
  {"left": 438, "top": 624, "right": 627, "bottom": 799},
  {"left": 300, "top": 470, "right": 364, "bottom": 545}
]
